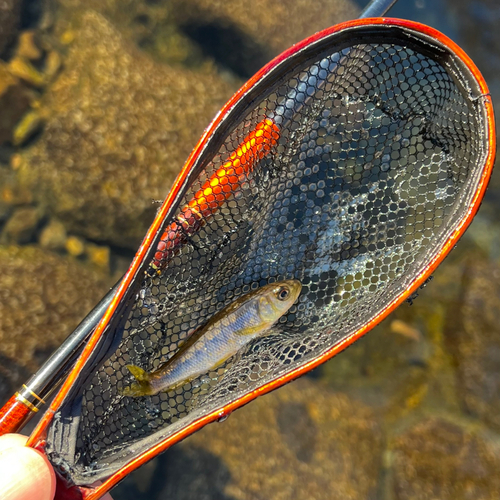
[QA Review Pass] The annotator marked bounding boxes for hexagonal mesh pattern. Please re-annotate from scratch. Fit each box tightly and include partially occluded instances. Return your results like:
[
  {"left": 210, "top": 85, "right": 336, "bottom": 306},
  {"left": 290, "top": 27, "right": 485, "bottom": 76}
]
[{"left": 46, "top": 26, "right": 490, "bottom": 485}]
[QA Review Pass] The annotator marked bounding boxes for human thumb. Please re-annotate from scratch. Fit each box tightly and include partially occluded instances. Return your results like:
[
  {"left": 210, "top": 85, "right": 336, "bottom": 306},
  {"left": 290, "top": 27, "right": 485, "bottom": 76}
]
[{"left": 0, "top": 433, "right": 56, "bottom": 500}]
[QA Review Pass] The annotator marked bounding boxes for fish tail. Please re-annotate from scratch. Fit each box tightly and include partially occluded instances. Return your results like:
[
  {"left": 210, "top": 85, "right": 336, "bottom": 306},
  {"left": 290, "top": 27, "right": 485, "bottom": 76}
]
[{"left": 120, "top": 365, "right": 154, "bottom": 397}]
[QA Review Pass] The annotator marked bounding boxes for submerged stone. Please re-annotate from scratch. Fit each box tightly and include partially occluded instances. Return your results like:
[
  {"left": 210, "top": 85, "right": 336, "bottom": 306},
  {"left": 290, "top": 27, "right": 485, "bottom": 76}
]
[
  {"left": 392, "top": 418, "right": 500, "bottom": 500},
  {"left": 0, "top": 245, "right": 112, "bottom": 378},
  {"left": 17, "top": 11, "right": 234, "bottom": 249},
  {"left": 174, "top": 0, "right": 359, "bottom": 58},
  {"left": 53, "top": 0, "right": 358, "bottom": 72},
  {"left": 1, "top": 205, "right": 41, "bottom": 244},
  {"left": 115, "top": 379, "right": 384, "bottom": 500},
  {"left": 0, "top": 0, "right": 21, "bottom": 56},
  {"left": 39, "top": 219, "right": 67, "bottom": 250},
  {"left": 0, "top": 61, "right": 33, "bottom": 145},
  {"left": 444, "top": 258, "right": 500, "bottom": 432}
]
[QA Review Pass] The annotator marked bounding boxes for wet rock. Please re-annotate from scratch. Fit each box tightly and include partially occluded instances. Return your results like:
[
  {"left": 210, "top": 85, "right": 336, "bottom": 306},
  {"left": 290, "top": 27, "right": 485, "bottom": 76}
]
[
  {"left": 13, "top": 109, "right": 44, "bottom": 146},
  {"left": 0, "top": 61, "right": 34, "bottom": 145},
  {"left": 444, "top": 258, "right": 500, "bottom": 431},
  {"left": 39, "top": 218, "right": 67, "bottom": 250},
  {"left": 0, "top": 0, "right": 21, "bottom": 56},
  {"left": 17, "top": 11, "right": 234, "bottom": 250},
  {"left": 16, "top": 31, "right": 42, "bottom": 61},
  {"left": 16, "top": 30, "right": 42, "bottom": 61},
  {"left": 392, "top": 418, "right": 500, "bottom": 500},
  {"left": 65, "top": 235, "right": 85, "bottom": 257},
  {"left": 55, "top": 0, "right": 358, "bottom": 73},
  {"left": 86, "top": 242, "right": 110, "bottom": 270},
  {"left": 0, "top": 245, "right": 113, "bottom": 374},
  {"left": 115, "top": 379, "right": 384, "bottom": 500},
  {"left": 8, "top": 55, "right": 45, "bottom": 87},
  {"left": 1, "top": 205, "right": 41, "bottom": 244}
]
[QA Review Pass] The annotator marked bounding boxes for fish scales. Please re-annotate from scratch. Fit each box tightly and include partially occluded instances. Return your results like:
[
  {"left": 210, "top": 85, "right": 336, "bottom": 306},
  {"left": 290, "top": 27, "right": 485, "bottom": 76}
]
[{"left": 150, "top": 299, "right": 264, "bottom": 393}]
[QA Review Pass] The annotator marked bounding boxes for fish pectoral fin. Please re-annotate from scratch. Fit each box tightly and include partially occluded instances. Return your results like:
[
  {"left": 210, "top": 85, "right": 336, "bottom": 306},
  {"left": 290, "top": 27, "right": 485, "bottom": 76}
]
[{"left": 235, "top": 323, "right": 271, "bottom": 337}]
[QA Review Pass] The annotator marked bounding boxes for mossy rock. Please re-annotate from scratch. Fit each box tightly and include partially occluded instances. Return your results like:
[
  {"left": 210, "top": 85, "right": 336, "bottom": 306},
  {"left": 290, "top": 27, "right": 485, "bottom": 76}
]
[{"left": 18, "top": 11, "right": 234, "bottom": 249}]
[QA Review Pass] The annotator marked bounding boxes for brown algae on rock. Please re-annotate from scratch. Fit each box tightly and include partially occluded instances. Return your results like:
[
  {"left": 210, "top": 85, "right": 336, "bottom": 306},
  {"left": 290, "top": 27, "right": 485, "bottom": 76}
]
[
  {"left": 0, "top": 245, "right": 113, "bottom": 371},
  {"left": 17, "top": 10, "right": 235, "bottom": 250}
]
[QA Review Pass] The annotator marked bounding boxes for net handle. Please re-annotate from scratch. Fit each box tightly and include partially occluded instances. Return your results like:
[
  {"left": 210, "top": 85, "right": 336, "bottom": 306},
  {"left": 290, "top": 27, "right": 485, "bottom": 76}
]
[{"left": 360, "top": 0, "right": 399, "bottom": 18}]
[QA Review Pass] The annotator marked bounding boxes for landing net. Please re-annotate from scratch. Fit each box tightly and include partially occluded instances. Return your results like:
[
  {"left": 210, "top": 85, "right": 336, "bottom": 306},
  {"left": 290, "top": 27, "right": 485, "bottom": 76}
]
[{"left": 45, "top": 23, "right": 492, "bottom": 484}]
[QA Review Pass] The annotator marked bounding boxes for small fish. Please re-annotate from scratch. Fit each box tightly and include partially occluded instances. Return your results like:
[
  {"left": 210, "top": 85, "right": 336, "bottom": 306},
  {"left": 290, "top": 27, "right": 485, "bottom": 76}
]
[{"left": 122, "top": 279, "right": 302, "bottom": 397}]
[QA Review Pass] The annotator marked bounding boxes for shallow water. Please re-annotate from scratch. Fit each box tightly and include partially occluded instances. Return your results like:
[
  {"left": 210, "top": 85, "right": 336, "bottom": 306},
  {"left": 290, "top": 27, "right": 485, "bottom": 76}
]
[{"left": 0, "top": 0, "right": 499, "bottom": 498}]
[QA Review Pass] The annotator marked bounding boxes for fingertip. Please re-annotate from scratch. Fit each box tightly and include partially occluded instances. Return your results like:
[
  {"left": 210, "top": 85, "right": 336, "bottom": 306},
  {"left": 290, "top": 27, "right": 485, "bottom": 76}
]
[
  {"left": 0, "top": 444, "right": 56, "bottom": 500},
  {"left": 32, "top": 447, "right": 57, "bottom": 500},
  {"left": 0, "top": 433, "right": 28, "bottom": 452}
]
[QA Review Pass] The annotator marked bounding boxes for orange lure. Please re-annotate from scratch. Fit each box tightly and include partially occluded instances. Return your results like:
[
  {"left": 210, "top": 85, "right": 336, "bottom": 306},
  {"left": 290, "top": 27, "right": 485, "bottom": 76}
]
[{"left": 151, "top": 118, "right": 280, "bottom": 270}]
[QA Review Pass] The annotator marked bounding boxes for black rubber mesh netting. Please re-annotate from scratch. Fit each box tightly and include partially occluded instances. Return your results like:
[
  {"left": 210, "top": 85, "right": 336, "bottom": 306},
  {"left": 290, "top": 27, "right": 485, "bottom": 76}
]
[{"left": 45, "top": 25, "right": 490, "bottom": 484}]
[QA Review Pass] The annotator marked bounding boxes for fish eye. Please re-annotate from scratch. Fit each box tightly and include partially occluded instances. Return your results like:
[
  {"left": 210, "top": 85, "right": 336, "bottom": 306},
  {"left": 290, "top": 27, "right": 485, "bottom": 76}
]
[{"left": 276, "top": 286, "right": 290, "bottom": 301}]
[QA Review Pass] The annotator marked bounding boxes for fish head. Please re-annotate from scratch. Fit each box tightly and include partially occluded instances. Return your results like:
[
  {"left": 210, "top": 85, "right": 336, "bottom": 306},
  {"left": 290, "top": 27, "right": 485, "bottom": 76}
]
[{"left": 257, "top": 279, "right": 302, "bottom": 324}]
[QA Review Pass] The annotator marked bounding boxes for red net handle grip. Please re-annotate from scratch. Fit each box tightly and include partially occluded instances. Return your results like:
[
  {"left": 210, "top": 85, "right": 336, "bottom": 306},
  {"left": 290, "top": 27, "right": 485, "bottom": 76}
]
[{"left": 0, "top": 395, "right": 34, "bottom": 435}]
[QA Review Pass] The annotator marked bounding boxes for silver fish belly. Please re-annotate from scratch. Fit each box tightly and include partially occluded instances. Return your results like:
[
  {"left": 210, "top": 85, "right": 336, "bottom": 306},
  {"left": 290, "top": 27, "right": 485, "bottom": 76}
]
[{"left": 149, "top": 299, "right": 263, "bottom": 393}]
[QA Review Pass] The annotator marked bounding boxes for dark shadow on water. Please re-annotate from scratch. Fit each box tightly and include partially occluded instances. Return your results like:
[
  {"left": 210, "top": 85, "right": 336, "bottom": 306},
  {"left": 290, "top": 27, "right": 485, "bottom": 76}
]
[
  {"left": 113, "top": 445, "right": 237, "bottom": 500},
  {"left": 181, "top": 20, "right": 271, "bottom": 79},
  {"left": 20, "top": 0, "right": 45, "bottom": 30}
]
